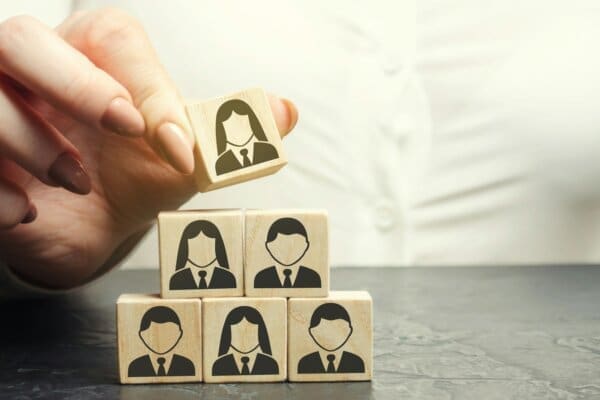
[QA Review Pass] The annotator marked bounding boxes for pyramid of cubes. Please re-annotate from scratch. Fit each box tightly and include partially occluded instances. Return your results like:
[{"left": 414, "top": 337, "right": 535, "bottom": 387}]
[{"left": 115, "top": 89, "right": 373, "bottom": 384}]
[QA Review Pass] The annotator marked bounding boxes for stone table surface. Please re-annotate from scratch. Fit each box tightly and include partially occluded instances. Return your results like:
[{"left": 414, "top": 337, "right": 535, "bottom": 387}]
[{"left": 2, "top": 266, "right": 600, "bottom": 400}]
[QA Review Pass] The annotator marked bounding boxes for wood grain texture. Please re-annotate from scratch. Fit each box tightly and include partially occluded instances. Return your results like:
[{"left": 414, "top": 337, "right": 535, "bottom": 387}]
[
  {"left": 117, "top": 294, "right": 202, "bottom": 384},
  {"left": 158, "top": 210, "right": 244, "bottom": 298},
  {"left": 244, "top": 209, "right": 329, "bottom": 297},
  {"left": 185, "top": 88, "right": 287, "bottom": 192},
  {"left": 202, "top": 297, "right": 287, "bottom": 383},
  {"left": 288, "top": 291, "right": 372, "bottom": 382}
]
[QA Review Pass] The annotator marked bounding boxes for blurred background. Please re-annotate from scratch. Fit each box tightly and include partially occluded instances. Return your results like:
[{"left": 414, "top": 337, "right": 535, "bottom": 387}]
[{"left": 4, "top": 0, "right": 600, "bottom": 269}]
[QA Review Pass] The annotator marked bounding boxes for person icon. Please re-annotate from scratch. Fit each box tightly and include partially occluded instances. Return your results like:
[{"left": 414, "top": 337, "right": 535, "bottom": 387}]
[
  {"left": 212, "top": 306, "right": 279, "bottom": 376},
  {"left": 297, "top": 303, "right": 365, "bottom": 374},
  {"left": 214, "top": 99, "right": 279, "bottom": 175},
  {"left": 169, "top": 220, "right": 236, "bottom": 290},
  {"left": 128, "top": 306, "right": 195, "bottom": 377},
  {"left": 254, "top": 217, "right": 321, "bottom": 288}
]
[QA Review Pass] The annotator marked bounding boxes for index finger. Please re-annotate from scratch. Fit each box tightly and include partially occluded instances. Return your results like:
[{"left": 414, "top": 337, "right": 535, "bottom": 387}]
[
  {"left": 0, "top": 15, "right": 146, "bottom": 137},
  {"left": 59, "top": 8, "right": 298, "bottom": 175}
]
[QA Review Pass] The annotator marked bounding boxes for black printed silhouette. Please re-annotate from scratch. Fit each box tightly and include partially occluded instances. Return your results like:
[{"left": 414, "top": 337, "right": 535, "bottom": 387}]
[
  {"left": 169, "top": 220, "right": 236, "bottom": 290},
  {"left": 214, "top": 99, "right": 278, "bottom": 175},
  {"left": 128, "top": 306, "right": 195, "bottom": 377},
  {"left": 298, "top": 303, "right": 365, "bottom": 374},
  {"left": 254, "top": 217, "right": 321, "bottom": 288},
  {"left": 212, "top": 306, "right": 279, "bottom": 376}
]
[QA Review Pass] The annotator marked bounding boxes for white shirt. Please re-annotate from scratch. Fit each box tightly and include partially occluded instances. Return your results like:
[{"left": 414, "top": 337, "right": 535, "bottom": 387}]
[
  {"left": 233, "top": 348, "right": 259, "bottom": 374},
  {"left": 6, "top": 0, "right": 600, "bottom": 268},
  {"left": 275, "top": 265, "right": 298, "bottom": 287},
  {"left": 151, "top": 353, "right": 172, "bottom": 375},
  {"left": 183, "top": 260, "right": 216, "bottom": 288}
]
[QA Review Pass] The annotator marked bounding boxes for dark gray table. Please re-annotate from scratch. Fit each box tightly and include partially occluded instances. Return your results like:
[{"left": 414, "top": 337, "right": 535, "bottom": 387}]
[{"left": 2, "top": 266, "right": 600, "bottom": 399}]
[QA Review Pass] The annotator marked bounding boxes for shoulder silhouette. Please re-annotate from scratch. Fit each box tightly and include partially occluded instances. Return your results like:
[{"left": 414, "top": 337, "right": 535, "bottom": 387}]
[
  {"left": 169, "top": 268, "right": 196, "bottom": 290},
  {"left": 297, "top": 351, "right": 364, "bottom": 374},
  {"left": 210, "top": 267, "right": 237, "bottom": 288},
  {"left": 254, "top": 265, "right": 321, "bottom": 288},
  {"left": 215, "top": 142, "right": 278, "bottom": 175},
  {"left": 212, "top": 353, "right": 279, "bottom": 376},
  {"left": 128, "top": 354, "right": 195, "bottom": 377}
]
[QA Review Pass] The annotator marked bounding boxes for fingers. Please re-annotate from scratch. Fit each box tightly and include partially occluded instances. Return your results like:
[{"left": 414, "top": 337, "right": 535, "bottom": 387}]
[
  {"left": 0, "top": 175, "right": 36, "bottom": 228},
  {"left": 59, "top": 8, "right": 194, "bottom": 174},
  {"left": 60, "top": 8, "right": 300, "bottom": 175},
  {"left": 0, "top": 15, "right": 145, "bottom": 137},
  {"left": 0, "top": 78, "right": 91, "bottom": 195},
  {"left": 268, "top": 94, "right": 299, "bottom": 138}
]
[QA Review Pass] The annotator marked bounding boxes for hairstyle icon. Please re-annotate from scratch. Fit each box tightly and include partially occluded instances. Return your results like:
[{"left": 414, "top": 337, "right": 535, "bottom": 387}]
[
  {"left": 254, "top": 217, "right": 321, "bottom": 289},
  {"left": 214, "top": 99, "right": 278, "bottom": 175},
  {"left": 212, "top": 306, "right": 279, "bottom": 376},
  {"left": 169, "top": 220, "right": 236, "bottom": 290},
  {"left": 128, "top": 306, "right": 195, "bottom": 377},
  {"left": 297, "top": 303, "right": 365, "bottom": 374}
]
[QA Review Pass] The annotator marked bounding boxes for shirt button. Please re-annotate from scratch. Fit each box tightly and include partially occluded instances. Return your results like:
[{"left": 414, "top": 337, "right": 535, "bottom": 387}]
[
  {"left": 381, "top": 54, "right": 401, "bottom": 75},
  {"left": 382, "top": 114, "right": 414, "bottom": 143},
  {"left": 374, "top": 200, "right": 397, "bottom": 231}
]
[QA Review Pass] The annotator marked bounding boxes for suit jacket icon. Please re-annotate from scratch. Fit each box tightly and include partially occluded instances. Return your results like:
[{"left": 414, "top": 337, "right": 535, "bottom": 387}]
[
  {"left": 169, "top": 267, "right": 236, "bottom": 290},
  {"left": 215, "top": 141, "right": 278, "bottom": 175},
  {"left": 128, "top": 354, "right": 195, "bottom": 377},
  {"left": 297, "top": 351, "right": 365, "bottom": 374},
  {"left": 254, "top": 266, "right": 321, "bottom": 288},
  {"left": 212, "top": 353, "right": 279, "bottom": 376}
]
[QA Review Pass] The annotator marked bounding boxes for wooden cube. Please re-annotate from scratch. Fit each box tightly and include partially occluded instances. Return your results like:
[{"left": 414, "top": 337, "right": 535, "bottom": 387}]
[
  {"left": 185, "top": 88, "right": 287, "bottom": 192},
  {"left": 117, "top": 294, "right": 203, "bottom": 384},
  {"left": 288, "top": 291, "right": 372, "bottom": 382},
  {"left": 158, "top": 210, "right": 244, "bottom": 298},
  {"left": 244, "top": 209, "right": 329, "bottom": 297},
  {"left": 202, "top": 297, "right": 287, "bottom": 382}
]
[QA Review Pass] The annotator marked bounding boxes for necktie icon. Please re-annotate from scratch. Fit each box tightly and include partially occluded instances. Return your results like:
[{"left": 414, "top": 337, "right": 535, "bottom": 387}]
[
  {"left": 240, "top": 149, "right": 251, "bottom": 167},
  {"left": 198, "top": 271, "right": 208, "bottom": 289},
  {"left": 326, "top": 354, "right": 336, "bottom": 373},
  {"left": 282, "top": 269, "right": 292, "bottom": 288},
  {"left": 240, "top": 356, "right": 250, "bottom": 375},
  {"left": 157, "top": 357, "right": 167, "bottom": 376}
]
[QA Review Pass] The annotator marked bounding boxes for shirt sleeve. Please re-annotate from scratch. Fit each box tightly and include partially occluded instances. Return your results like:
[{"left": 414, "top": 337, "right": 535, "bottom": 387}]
[{"left": 0, "top": 260, "right": 76, "bottom": 299}]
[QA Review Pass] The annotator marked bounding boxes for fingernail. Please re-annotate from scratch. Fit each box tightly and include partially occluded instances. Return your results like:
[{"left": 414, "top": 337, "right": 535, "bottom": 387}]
[
  {"left": 48, "top": 152, "right": 92, "bottom": 195},
  {"left": 21, "top": 204, "right": 37, "bottom": 224},
  {"left": 101, "top": 97, "right": 146, "bottom": 137},
  {"left": 281, "top": 97, "right": 298, "bottom": 132},
  {"left": 269, "top": 95, "right": 299, "bottom": 136},
  {"left": 156, "top": 122, "right": 195, "bottom": 174}
]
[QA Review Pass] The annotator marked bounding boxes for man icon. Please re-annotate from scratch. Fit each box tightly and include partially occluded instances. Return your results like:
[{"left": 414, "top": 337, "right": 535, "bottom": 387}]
[
  {"left": 253, "top": 217, "right": 321, "bottom": 288},
  {"left": 128, "top": 306, "right": 195, "bottom": 377},
  {"left": 297, "top": 303, "right": 365, "bottom": 374}
]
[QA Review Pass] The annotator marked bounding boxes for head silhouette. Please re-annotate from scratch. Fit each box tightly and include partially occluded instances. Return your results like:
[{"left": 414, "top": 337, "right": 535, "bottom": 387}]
[
  {"left": 265, "top": 217, "right": 310, "bottom": 266},
  {"left": 308, "top": 303, "right": 353, "bottom": 352},
  {"left": 138, "top": 306, "right": 183, "bottom": 355},
  {"left": 175, "top": 220, "right": 229, "bottom": 270},
  {"left": 218, "top": 306, "right": 272, "bottom": 356},
  {"left": 215, "top": 99, "right": 267, "bottom": 155}
]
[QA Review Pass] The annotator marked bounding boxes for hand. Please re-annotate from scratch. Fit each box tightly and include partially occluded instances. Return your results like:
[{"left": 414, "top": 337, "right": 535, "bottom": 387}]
[{"left": 0, "top": 9, "right": 298, "bottom": 288}]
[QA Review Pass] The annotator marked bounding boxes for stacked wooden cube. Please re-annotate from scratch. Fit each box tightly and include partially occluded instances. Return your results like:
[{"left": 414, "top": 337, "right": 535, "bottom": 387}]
[{"left": 116, "top": 89, "right": 373, "bottom": 384}]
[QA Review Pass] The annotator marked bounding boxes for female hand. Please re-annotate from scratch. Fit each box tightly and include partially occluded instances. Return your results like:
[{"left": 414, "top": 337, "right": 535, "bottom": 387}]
[{"left": 0, "top": 8, "right": 298, "bottom": 288}]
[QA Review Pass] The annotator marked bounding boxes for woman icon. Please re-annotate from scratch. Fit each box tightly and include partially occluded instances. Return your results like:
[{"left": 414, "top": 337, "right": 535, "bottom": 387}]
[
  {"left": 212, "top": 306, "right": 279, "bottom": 376},
  {"left": 169, "top": 220, "right": 236, "bottom": 290},
  {"left": 214, "top": 99, "right": 279, "bottom": 175}
]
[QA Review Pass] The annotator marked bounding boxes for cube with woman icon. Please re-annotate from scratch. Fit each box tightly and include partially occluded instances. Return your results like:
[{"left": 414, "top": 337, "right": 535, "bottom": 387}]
[
  {"left": 287, "top": 291, "right": 372, "bottom": 382},
  {"left": 202, "top": 297, "right": 287, "bottom": 382},
  {"left": 158, "top": 210, "right": 244, "bottom": 298},
  {"left": 185, "top": 88, "right": 287, "bottom": 192}
]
